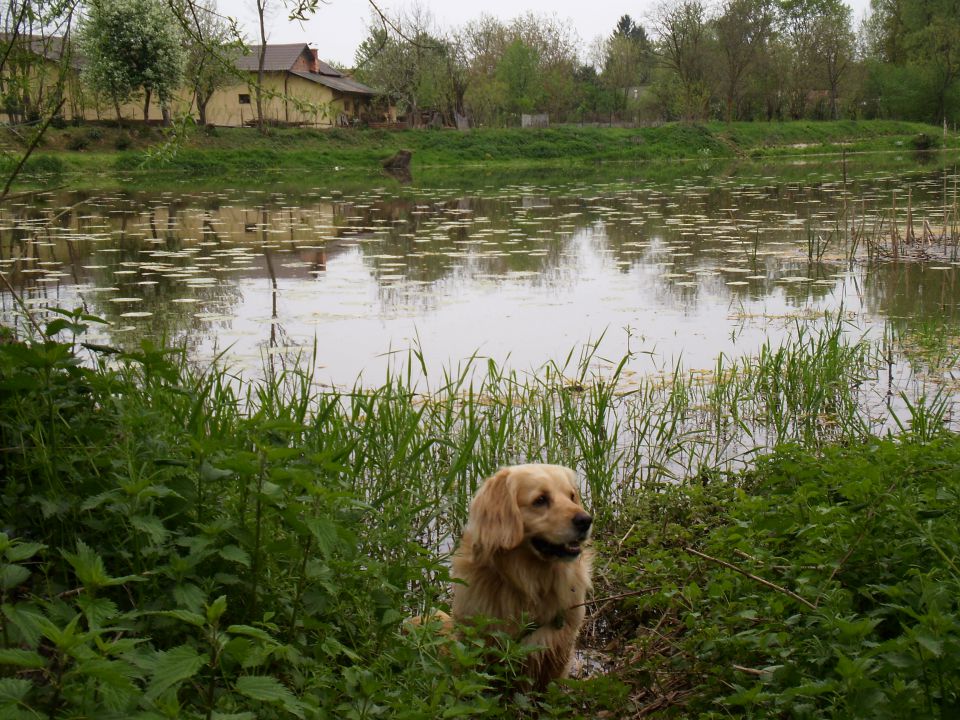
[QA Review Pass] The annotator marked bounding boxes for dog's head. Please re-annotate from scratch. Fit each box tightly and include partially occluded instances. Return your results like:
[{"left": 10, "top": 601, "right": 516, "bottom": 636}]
[{"left": 468, "top": 464, "right": 592, "bottom": 563}]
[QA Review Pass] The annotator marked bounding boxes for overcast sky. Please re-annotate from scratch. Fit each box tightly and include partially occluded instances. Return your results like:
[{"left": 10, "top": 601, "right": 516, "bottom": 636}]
[{"left": 216, "top": 0, "right": 874, "bottom": 68}]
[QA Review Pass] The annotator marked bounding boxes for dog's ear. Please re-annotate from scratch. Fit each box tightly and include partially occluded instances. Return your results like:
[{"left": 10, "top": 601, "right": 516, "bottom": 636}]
[{"left": 470, "top": 468, "right": 523, "bottom": 557}]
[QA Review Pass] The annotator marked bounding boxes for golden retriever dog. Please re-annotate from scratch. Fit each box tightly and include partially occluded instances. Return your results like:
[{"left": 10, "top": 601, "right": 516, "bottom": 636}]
[{"left": 451, "top": 464, "right": 593, "bottom": 689}]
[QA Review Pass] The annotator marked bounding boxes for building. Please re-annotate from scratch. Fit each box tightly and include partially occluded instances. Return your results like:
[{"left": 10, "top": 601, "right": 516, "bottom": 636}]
[
  {"left": 213, "top": 43, "right": 377, "bottom": 127},
  {"left": 0, "top": 38, "right": 377, "bottom": 127}
]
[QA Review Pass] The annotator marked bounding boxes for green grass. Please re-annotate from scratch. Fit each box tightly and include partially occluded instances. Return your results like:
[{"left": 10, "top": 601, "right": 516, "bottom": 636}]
[
  {"left": 6, "top": 120, "right": 957, "bottom": 191},
  {"left": 1, "top": 302, "right": 958, "bottom": 717}
]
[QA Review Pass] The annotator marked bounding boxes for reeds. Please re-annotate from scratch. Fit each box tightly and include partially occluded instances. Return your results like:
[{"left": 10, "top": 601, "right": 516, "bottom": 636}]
[
  {"left": 134, "top": 309, "right": 946, "bottom": 553},
  {"left": 852, "top": 173, "right": 960, "bottom": 262}
]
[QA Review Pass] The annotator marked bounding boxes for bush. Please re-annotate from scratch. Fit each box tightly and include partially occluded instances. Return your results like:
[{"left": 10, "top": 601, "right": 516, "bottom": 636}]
[
  {"left": 0, "top": 323, "right": 545, "bottom": 718},
  {"left": 913, "top": 132, "right": 935, "bottom": 151},
  {"left": 605, "top": 437, "right": 960, "bottom": 718},
  {"left": 65, "top": 132, "right": 89, "bottom": 151}
]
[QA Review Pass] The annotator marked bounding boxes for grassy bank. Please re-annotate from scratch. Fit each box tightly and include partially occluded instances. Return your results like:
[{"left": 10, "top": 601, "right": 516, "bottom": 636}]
[
  {"left": 3, "top": 119, "right": 955, "bottom": 190},
  {"left": 1, "top": 305, "right": 958, "bottom": 717}
]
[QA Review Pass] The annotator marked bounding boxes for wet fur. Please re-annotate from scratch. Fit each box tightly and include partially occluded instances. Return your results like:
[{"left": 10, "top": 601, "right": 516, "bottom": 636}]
[{"left": 451, "top": 464, "right": 593, "bottom": 689}]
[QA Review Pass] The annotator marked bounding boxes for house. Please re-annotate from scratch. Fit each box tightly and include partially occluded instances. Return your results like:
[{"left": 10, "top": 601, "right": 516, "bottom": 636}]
[
  {"left": 210, "top": 43, "right": 378, "bottom": 127},
  {"left": 0, "top": 38, "right": 377, "bottom": 127},
  {"left": 0, "top": 34, "right": 88, "bottom": 123}
]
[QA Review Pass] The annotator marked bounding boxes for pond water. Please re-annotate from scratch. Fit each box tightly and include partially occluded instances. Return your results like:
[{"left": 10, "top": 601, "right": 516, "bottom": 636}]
[{"left": 2, "top": 160, "right": 959, "bottom": 388}]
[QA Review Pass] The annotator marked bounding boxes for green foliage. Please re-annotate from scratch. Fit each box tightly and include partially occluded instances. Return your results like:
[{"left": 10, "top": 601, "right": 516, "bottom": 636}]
[
  {"left": 78, "top": 0, "right": 186, "bottom": 119},
  {"left": 2, "top": 300, "right": 960, "bottom": 716},
  {"left": 0, "top": 315, "right": 575, "bottom": 718},
  {"left": 496, "top": 40, "right": 542, "bottom": 118},
  {"left": 605, "top": 436, "right": 960, "bottom": 717},
  {"left": 863, "top": 0, "right": 960, "bottom": 123}
]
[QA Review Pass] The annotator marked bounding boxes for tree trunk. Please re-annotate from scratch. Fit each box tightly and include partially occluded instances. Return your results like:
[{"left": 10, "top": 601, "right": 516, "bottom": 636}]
[
  {"left": 143, "top": 88, "right": 151, "bottom": 122},
  {"left": 197, "top": 95, "right": 208, "bottom": 126},
  {"left": 255, "top": 0, "right": 267, "bottom": 134}
]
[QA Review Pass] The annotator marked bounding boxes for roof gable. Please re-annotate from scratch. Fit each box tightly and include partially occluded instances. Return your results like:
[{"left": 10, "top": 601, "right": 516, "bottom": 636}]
[{"left": 236, "top": 43, "right": 314, "bottom": 72}]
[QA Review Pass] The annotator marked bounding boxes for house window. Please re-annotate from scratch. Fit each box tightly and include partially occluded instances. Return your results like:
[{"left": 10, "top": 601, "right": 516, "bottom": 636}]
[{"left": 239, "top": 94, "right": 251, "bottom": 105}]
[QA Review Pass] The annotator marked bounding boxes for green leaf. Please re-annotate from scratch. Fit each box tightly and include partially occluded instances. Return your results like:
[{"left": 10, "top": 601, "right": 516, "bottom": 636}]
[
  {"left": 0, "top": 564, "right": 30, "bottom": 590},
  {"left": 0, "top": 649, "right": 46, "bottom": 669},
  {"left": 219, "top": 545, "right": 251, "bottom": 568},
  {"left": 320, "top": 637, "right": 361, "bottom": 662},
  {"left": 173, "top": 583, "right": 205, "bottom": 612},
  {"left": 915, "top": 632, "right": 943, "bottom": 658},
  {"left": 4, "top": 542, "right": 45, "bottom": 563},
  {"left": 2, "top": 603, "right": 46, "bottom": 646},
  {"left": 72, "top": 656, "right": 139, "bottom": 691},
  {"left": 158, "top": 609, "right": 205, "bottom": 627},
  {"left": 131, "top": 516, "right": 168, "bottom": 545},
  {"left": 443, "top": 705, "right": 487, "bottom": 718},
  {"left": 146, "top": 645, "right": 207, "bottom": 700},
  {"left": 226, "top": 624, "right": 277, "bottom": 644},
  {"left": 0, "top": 677, "right": 33, "bottom": 708},
  {"left": 303, "top": 517, "right": 340, "bottom": 557},
  {"left": 62, "top": 540, "right": 111, "bottom": 589},
  {"left": 200, "top": 460, "right": 233, "bottom": 482},
  {"left": 234, "top": 675, "right": 305, "bottom": 718},
  {"left": 78, "top": 595, "right": 119, "bottom": 629},
  {"left": 206, "top": 595, "right": 228, "bottom": 624}
]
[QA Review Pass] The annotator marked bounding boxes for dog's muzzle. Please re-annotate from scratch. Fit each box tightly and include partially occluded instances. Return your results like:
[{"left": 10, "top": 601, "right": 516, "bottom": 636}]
[{"left": 530, "top": 512, "right": 592, "bottom": 560}]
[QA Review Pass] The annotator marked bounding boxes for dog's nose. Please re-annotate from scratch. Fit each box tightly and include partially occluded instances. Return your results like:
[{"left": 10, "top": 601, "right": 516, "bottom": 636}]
[{"left": 572, "top": 512, "right": 592, "bottom": 534}]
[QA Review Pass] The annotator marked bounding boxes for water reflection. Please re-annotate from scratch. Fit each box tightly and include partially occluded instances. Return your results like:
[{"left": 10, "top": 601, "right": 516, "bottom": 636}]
[{"left": 1, "top": 168, "right": 959, "bottom": 385}]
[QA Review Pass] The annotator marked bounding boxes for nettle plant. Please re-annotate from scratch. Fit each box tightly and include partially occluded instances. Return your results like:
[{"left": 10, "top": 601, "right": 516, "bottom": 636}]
[{"left": 0, "top": 309, "right": 525, "bottom": 719}]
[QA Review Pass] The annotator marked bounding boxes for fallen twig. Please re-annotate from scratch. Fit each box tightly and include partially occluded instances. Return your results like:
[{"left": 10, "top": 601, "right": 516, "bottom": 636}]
[
  {"left": 573, "top": 586, "right": 662, "bottom": 609},
  {"left": 683, "top": 546, "right": 817, "bottom": 610}
]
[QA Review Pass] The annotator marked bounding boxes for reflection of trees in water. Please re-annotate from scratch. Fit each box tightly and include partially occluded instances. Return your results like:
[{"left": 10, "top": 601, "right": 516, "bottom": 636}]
[
  {"left": 862, "top": 263, "right": 960, "bottom": 326},
  {"left": 4, "top": 174, "right": 960, "bottom": 352}
]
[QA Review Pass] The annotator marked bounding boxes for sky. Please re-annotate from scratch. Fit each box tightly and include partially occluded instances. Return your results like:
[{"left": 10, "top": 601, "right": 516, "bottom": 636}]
[{"left": 216, "top": 0, "right": 874, "bottom": 68}]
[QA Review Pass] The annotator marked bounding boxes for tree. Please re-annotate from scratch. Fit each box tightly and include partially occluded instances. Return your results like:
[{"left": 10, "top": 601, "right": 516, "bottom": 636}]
[
  {"left": 650, "top": 0, "right": 712, "bottom": 120},
  {"left": 177, "top": 0, "right": 240, "bottom": 126},
  {"left": 354, "top": 4, "right": 451, "bottom": 126},
  {"left": 814, "top": 0, "right": 854, "bottom": 119},
  {"left": 0, "top": 0, "right": 77, "bottom": 201},
  {"left": 1, "top": 0, "right": 77, "bottom": 125},
  {"left": 713, "top": 0, "right": 775, "bottom": 121},
  {"left": 78, "top": 0, "right": 185, "bottom": 122},
  {"left": 776, "top": 0, "right": 853, "bottom": 119},
  {"left": 496, "top": 39, "right": 541, "bottom": 118},
  {"left": 615, "top": 14, "right": 647, "bottom": 43},
  {"left": 599, "top": 16, "right": 654, "bottom": 121}
]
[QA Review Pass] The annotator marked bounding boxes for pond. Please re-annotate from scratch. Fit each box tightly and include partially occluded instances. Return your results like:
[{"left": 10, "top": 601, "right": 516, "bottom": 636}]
[{"left": 2, "top": 159, "right": 960, "bottom": 391}]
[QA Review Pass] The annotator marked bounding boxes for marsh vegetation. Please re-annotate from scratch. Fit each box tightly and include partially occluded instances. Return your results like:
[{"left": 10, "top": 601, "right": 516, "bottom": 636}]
[{"left": 2, "top": 154, "right": 960, "bottom": 717}]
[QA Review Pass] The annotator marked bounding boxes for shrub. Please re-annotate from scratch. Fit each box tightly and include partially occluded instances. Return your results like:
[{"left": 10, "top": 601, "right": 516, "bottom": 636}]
[
  {"left": 604, "top": 437, "right": 960, "bottom": 718},
  {"left": 0, "top": 319, "right": 541, "bottom": 718},
  {"left": 913, "top": 132, "right": 935, "bottom": 151},
  {"left": 65, "top": 132, "right": 89, "bottom": 150}
]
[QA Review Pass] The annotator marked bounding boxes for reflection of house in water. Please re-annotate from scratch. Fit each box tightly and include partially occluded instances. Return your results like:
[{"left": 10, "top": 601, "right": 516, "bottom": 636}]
[{"left": 0, "top": 195, "right": 373, "bottom": 295}]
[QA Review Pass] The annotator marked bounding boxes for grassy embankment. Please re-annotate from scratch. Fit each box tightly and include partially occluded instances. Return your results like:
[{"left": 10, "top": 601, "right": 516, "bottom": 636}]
[
  {"left": 1, "top": 304, "right": 958, "bottom": 718},
  {"left": 2, "top": 119, "right": 956, "bottom": 190}
]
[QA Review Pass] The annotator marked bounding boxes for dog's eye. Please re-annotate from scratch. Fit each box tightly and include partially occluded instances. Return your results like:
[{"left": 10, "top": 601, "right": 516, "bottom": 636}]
[
  {"left": 570, "top": 492, "right": 576, "bottom": 501},
  {"left": 533, "top": 493, "right": 550, "bottom": 507}
]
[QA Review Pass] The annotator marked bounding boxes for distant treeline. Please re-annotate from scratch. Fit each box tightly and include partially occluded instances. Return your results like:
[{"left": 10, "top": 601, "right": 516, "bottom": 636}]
[{"left": 353, "top": 1, "right": 959, "bottom": 128}]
